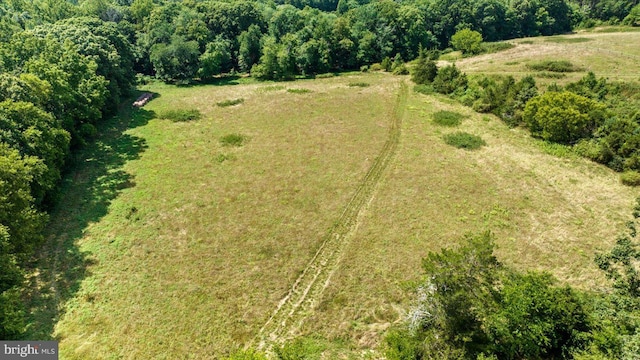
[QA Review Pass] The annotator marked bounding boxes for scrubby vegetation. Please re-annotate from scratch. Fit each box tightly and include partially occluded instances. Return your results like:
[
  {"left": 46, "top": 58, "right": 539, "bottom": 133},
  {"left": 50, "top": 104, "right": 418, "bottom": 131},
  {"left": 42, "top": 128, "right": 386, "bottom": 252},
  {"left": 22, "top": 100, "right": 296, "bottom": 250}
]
[
  {"left": 220, "top": 133, "right": 248, "bottom": 147},
  {"left": 432, "top": 110, "right": 466, "bottom": 127},
  {"left": 386, "top": 198, "right": 640, "bottom": 359},
  {"left": 527, "top": 60, "right": 582, "bottom": 73},
  {"left": 443, "top": 132, "right": 486, "bottom": 150},
  {"left": 160, "top": 109, "right": 202, "bottom": 122},
  {"left": 217, "top": 98, "right": 245, "bottom": 107}
]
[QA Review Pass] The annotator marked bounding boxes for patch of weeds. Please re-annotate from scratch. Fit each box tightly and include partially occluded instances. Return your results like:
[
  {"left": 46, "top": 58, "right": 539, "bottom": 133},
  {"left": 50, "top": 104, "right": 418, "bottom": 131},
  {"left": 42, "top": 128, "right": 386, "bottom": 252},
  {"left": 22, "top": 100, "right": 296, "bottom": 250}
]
[
  {"left": 287, "top": 88, "right": 312, "bottom": 94},
  {"left": 443, "top": 132, "right": 486, "bottom": 150},
  {"left": 315, "top": 73, "right": 335, "bottom": 79},
  {"left": 220, "top": 133, "right": 247, "bottom": 147},
  {"left": 217, "top": 98, "right": 244, "bottom": 107},
  {"left": 520, "top": 40, "right": 534, "bottom": 44},
  {"left": 535, "top": 71, "right": 567, "bottom": 79},
  {"left": 527, "top": 60, "right": 582, "bottom": 72},
  {"left": 125, "top": 206, "right": 140, "bottom": 221},
  {"left": 414, "top": 84, "right": 434, "bottom": 95},
  {"left": 505, "top": 61, "right": 519, "bottom": 65},
  {"left": 545, "top": 37, "right": 592, "bottom": 43},
  {"left": 274, "top": 337, "right": 326, "bottom": 360},
  {"left": 481, "top": 42, "right": 515, "bottom": 54},
  {"left": 537, "top": 141, "right": 575, "bottom": 158},
  {"left": 621, "top": 171, "right": 640, "bottom": 186},
  {"left": 215, "top": 153, "right": 236, "bottom": 163},
  {"left": 433, "top": 110, "right": 466, "bottom": 127},
  {"left": 348, "top": 82, "right": 370, "bottom": 87},
  {"left": 258, "top": 85, "right": 285, "bottom": 92},
  {"left": 160, "top": 109, "right": 202, "bottom": 122}
]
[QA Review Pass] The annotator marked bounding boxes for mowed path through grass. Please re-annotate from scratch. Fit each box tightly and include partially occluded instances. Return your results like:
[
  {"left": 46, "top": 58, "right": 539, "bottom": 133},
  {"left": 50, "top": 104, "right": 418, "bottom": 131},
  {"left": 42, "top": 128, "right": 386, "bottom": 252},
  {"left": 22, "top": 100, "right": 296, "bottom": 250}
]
[{"left": 40, "top": 73, "right": 401, "bottom": 358}]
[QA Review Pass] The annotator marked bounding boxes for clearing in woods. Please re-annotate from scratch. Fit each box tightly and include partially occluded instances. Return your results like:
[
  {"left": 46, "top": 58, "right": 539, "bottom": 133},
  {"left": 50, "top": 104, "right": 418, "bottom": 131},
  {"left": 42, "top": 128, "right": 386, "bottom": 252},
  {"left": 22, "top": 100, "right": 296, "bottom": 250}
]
[{"left": 25, "top": 30, "right": 640, "bottom": 359}]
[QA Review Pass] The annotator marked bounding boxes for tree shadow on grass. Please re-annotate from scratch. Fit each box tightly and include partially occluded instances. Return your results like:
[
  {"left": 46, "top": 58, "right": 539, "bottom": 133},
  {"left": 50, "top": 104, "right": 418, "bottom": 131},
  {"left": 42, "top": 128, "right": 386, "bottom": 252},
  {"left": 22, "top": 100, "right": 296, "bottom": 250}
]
[{"left": 21, "top": 103, "right": 155, "bottom": 340}]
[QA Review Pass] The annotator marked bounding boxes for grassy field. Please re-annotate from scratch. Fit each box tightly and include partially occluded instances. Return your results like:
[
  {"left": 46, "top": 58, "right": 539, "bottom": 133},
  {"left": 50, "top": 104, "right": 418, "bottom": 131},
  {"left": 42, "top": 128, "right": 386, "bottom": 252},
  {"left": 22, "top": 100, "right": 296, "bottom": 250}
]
[
  {"left": 25, "top": 30, "right": 640, "bottom": 359},
  {"left": 300, "top": 88, "right": 637, "bottom": 355},
  {"left": 452, "top": 30, "right": 640, "bottom": 86}
]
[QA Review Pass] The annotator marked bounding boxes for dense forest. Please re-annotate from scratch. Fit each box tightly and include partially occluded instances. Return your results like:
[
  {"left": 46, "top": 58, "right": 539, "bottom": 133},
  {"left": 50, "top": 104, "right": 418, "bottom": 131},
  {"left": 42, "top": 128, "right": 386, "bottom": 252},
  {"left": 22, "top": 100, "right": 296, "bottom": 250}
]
[{"left": 1, "top": 0, "right": 640, "bottom": 357}]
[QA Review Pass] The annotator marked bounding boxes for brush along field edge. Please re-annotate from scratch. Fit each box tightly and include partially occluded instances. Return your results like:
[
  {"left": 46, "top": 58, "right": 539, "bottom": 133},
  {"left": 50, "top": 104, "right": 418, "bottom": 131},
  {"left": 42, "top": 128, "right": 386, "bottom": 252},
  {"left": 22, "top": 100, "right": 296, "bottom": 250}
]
[{"left": 253, "top": 82, "right": 408, "bottom": 351}]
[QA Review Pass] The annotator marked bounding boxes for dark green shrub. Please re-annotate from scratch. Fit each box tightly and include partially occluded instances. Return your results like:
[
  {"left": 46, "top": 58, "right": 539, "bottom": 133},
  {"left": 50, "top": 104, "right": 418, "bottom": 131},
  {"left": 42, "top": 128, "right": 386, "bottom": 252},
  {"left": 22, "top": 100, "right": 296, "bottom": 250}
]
[
  {"left": 217, "top": 98, "right": 244, "bottom": 107},
  {"left": 443, "top": 132, "right": 486, "bottom": 150},
  {"left": 414, "top": 84, "right": 435, "bottom": 95},
  {"left": 384, "top": 328, "right": 422, "bottom": 360},
  {"left": 360, "top": 65, "right": 369, "bottom": 72},
  {"left": 433, "top": 64, "right": 468, "bottom": 94},
  {"left": 381, "top": 56, "right": 392, "bottom": 72},
  {"left": 527, "top": 60, "right": 582, "bottom": 72},
  {"left": 621, "top": 171, "right": 640, "bottom": 186},
  {"left": 523, "top": 91, "right": 606, "bottom": 144},
  {"left": 412, "top": 47, "right": 438, "bottom": 85},
  {"left": 392, "top": 63, "right": 409, "bottom": 75},
  {"left": 220, "top": 134, "right": 247, "bottom": 147},
  {"left": 433, "top": 110, "right": 465, "bottom": 127},
  {"left": 161, "top": 109, "right": 202, "bottom": 122}
]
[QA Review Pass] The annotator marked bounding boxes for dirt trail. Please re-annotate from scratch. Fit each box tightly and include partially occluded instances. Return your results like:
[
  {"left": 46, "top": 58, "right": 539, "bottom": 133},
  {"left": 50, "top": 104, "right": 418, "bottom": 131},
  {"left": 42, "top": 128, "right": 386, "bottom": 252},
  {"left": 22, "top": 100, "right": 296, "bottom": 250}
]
[{"left": 253, "top": 81, "right": 408, "bottom": 351}]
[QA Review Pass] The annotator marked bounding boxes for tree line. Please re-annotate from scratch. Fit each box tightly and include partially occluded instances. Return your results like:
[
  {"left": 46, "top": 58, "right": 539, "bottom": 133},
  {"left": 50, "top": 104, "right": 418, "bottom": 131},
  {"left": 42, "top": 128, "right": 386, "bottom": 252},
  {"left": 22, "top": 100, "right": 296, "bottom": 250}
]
[{"left": 0, "top": 0, "right": 615, "bottom": 82}]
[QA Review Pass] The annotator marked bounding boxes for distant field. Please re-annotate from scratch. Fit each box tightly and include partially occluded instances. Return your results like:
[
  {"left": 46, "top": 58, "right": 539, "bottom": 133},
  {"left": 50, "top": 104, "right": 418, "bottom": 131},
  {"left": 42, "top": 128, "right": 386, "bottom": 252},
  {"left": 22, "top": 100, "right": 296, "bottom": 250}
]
[
  {"left": 453, "top": 31, "right": 640, "bottom": 86},
  {"left": 27, "top": 32, "right": 640, "bottom": 359}
]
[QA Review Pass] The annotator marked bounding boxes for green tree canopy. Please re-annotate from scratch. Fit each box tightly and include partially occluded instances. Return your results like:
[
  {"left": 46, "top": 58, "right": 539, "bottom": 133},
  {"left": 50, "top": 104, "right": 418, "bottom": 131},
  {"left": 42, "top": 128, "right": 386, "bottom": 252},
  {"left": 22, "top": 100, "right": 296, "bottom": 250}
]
[
  {"left": 524, "top": 91, "right": 607, "bottom": 144},
  {"left": 450, "top": 28, "right": 483, "bottom": 55}
]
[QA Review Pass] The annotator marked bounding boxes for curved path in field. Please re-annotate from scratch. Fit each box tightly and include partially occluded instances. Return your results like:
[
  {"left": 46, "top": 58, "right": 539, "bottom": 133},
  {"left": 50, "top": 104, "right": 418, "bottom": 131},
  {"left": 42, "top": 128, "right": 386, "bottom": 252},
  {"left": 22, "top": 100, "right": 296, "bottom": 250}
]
[{"left": 254, "top": 81, "right": 408, "bottom": 351}]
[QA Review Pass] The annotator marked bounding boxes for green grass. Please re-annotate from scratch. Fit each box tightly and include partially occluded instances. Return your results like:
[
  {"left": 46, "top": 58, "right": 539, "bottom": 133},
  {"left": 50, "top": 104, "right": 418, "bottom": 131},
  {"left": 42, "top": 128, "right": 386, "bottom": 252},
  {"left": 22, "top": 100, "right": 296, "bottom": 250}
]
[
  {"left": 220, "top": 133, "right": 247, "bottom": 147},
  {"left": 257, "top": 85, "right": 285, "bottom": 92},
  {"left": 25, "top": 56, "right": 639, "bottom": 358},
  {"left": 287, "top": 88, "right": 312, "bottom": 94},
  {"left": 455, "top": 31, "right": 640, "bottom": 85},
  {"left": 432, "top": 110, "right": 466, "bottom": 127},
  {"left": 32, "top": 72, "right": 401, "bottom": 358},
  {"left": 527, "top": 60, "right": 582, "bottom": 72},
  {"left": 443, "top": 131, "right": 486, "bottom": 149},
  {"left": 545, "top": 37, "right": 592, "bottom": 43},
  {"left": 481, "top": 42, "right": 515, "bottom": 54},
  {"left": 348, "top": 82, "right": 370, "bottom": 87},
  {"left": 414, "top": 84, "right": 435, "bottom": 95},
  {"left": 217, "top": 98, "right": 245, "bottom": 107},
  {"left": 535, "top": 71, "right": 567, "bottom": 79},
  {"left": 160, "top": 109, "right": 201, "bottom": 122}
]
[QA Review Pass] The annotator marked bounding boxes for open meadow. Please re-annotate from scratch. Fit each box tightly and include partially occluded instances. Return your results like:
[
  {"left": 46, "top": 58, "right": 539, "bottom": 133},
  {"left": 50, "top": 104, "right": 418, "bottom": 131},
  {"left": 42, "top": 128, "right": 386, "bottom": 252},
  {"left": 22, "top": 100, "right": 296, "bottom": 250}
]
[
  {"left": 26, "top": 31, "right": 640, "bottom": 359},
  {"left": 453, "top": 30, "right": 640, "bottom": 86}
]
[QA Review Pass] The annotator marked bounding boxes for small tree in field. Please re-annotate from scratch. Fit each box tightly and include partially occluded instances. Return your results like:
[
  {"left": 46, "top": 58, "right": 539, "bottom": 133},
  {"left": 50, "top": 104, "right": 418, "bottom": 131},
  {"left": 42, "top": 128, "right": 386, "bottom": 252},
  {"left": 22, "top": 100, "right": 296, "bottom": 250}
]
[
  {"left": 411, "top": 46, "right": 438, "bottom": 84},
  {"left": 451, "top": 29, "right": 483, "bottom": 55}
]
